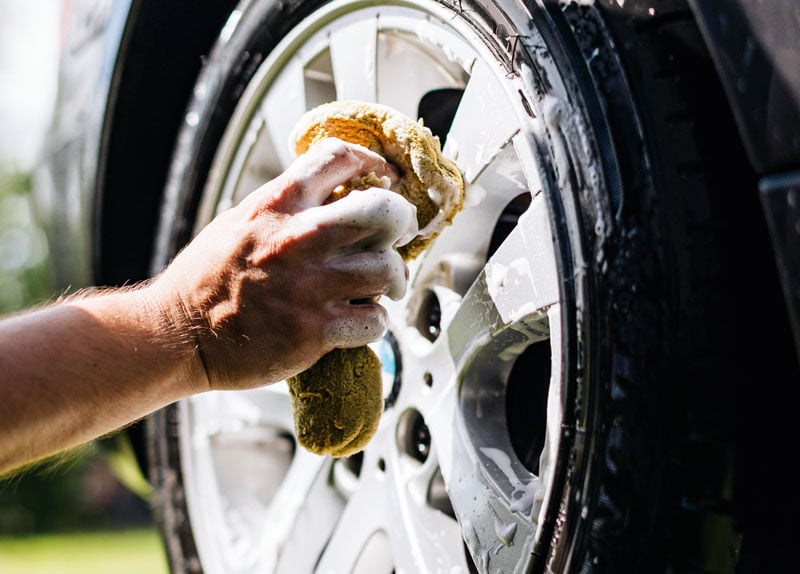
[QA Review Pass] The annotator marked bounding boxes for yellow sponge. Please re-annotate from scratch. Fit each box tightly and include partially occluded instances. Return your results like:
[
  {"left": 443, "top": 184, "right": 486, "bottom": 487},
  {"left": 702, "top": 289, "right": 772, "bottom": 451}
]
[{"left": 287, "top": 100, "right": 464, "bottom": 457}]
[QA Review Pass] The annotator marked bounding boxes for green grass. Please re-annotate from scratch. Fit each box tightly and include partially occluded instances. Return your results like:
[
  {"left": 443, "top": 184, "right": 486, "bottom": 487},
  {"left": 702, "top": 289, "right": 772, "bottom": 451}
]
[{"left": 0, "top": 528, "right": 169, "bottom": 573}]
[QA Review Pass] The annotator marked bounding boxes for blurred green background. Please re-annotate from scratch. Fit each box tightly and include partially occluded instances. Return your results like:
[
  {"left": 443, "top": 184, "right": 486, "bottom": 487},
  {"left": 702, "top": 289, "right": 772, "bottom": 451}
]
[
  {"left": 0, "top": 166, "right": 168, "bottom": 573},
  {"left": 0, "top": 1, "right": 168, "bottom": 572}
]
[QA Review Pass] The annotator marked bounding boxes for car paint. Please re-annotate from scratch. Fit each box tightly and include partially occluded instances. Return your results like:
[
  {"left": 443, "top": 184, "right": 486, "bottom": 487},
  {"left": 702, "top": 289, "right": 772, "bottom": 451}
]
[
  {"left": 33, "top": 0, "right": 132, "bottom": 291},
  {"left": 691, "top": 0, "right": 800, "bottom": 174},
  {"left": 690, "top": 0, "right": 800, "bottom": 361}
]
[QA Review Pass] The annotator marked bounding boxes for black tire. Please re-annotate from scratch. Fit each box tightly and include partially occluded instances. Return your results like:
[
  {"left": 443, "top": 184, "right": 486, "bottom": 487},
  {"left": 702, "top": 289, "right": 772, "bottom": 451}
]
[{"left": 147, "top": 0, "right": 795, "bottom": 572}]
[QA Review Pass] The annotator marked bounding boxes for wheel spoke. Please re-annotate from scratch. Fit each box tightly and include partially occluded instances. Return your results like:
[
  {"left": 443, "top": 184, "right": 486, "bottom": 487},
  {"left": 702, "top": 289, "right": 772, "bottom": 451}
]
[
  {"left": 444, "top": 193, "right": 558, "bottom": 364},
  {"left": 443, "top": 59, "right": 520, "bottom": 183},
  {"left": 414, "top": 139, "right": 535, "bottom": 293},
  {"left": 388, "top": 459, "right": 470, "bottom": 572},
  {"left": 182, "top": 394, "right": 289, "bottom": 569},
  {"left": 315, "top": 454, "right": 469, "bottom": 573},
  {"left": 428, "top": 193, "right": 558, "bottom": 569},
  {"left": 263, "top": 58, "right": 308, "bottom": 168},
  {"left": 374, "top": 17, "right": 467, "bottom": 120},
  {"left": 483, "top": 192, "right": 559, "bottom": 324},
  {"left": 229, "top": 117, "right": 284, "bottom": 205},
  {"left": 187, "top": 383, "right": 295, "bottom": 436},
  {"left": 315, "top": 465, "right": 390, "bottom": 573},
  {"left": 234, "top": 382, "right": 296, "bottom": 430},
  {"left": 447, "top": 439, "right": 542, "bottom": 572},
  {"left": 257, "top": 449, "right": 338, "bottom": 572},
  {"left": 330, "top": 17, "right": 378, "bottom": 102},
  {"left": 419, "top": 365, "right": 459, "bottom": 481}
]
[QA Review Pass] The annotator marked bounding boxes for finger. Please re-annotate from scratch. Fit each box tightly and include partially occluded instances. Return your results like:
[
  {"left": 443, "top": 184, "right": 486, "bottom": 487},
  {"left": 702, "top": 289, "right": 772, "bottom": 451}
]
[
  {"left": 327, "top": 249, "right": 409, "bottom": 301},
  {"left": 298, "top": 249, "right": 407, "bottom": 305},
  {"left": 286, "top": 138, "right": 400, "bottom": 210},
  {"left": 279, "top": 220, "right": 379, "bottom": 262},
  {"left": 294, "top": 187, "right": 419, "bottom": 253},
  {"left": 324, "top": 302, "right": 388, "bottom": 348}
]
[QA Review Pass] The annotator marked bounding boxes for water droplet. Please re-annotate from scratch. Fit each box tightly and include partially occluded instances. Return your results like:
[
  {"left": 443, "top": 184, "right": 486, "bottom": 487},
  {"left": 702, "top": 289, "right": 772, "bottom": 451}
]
[{"left": 494, "top": 519, "right": 517, "bottom": 546}]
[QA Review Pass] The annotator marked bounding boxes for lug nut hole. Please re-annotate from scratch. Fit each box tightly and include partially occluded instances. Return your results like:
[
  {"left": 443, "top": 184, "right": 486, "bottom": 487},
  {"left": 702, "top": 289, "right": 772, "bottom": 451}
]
[
  {"left": 416, "top": 290, "right": 441, "bottom": 342},
  {"left": 397, "top": 408, "right": 431, "bottom": 464}
]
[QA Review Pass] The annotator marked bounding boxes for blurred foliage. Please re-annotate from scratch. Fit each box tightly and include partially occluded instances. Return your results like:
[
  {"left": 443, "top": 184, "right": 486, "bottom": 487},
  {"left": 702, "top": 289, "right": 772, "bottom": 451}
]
[
  {"left": 0, "top": 165, "right": 152, "bottom": 535},
  {"left": 0, "top": 445, "right": 151, "bottom": 535},
  {"left": 0, "top": 167, "right": 55, "bottom": 314},
  {"left": 0, "top": 453, "right": 92, "bottom": 534}
]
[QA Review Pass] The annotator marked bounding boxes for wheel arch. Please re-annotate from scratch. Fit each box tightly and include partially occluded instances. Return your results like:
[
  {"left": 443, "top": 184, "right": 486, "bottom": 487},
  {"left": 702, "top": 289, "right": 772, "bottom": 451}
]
[
  {"left": 93, "top": 0, "right": 240, "bottom": 288},
  {"left": 688, "top": 0, "right": 800, "bottom": 175}
]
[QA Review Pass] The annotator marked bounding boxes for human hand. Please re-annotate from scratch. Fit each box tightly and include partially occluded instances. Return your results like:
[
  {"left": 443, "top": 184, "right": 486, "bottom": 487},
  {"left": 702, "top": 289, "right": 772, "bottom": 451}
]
[{"left": 151, "top": 138, "right": 418, "bottom": 392}]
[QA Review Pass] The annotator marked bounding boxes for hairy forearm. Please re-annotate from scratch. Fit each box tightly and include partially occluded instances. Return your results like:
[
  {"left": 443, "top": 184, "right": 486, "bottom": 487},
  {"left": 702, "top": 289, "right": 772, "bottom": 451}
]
[
  {"left": 0, "top": 284, "right": 204, "bottom": 474},
  {"left": 0, "top": 140, "right": 415, "bottom": 475}
]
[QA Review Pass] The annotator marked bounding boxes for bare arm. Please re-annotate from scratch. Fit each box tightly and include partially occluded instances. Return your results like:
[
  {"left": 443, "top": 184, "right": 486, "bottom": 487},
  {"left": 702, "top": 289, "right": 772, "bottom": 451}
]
[
  {"left": 0, "top": 138, "right": 417, "bottom": 474},
  {"left": 0, "top": 286, "right": 201, "bottom": 472}
]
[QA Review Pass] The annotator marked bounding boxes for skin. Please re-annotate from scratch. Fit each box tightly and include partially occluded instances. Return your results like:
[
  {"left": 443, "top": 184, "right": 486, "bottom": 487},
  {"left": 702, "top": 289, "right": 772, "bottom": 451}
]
[{"left": 0, "top": 138, "right": 417, "bottom": 476}]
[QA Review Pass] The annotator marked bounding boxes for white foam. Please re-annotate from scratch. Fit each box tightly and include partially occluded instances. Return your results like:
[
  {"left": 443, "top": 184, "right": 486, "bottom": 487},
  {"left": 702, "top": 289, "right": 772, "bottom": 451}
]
[
  {"left": 324, "top": 307, "right": 388, "bottom": 348},
  {"left": 293, "top": 188, "right": 417, "bottom": 347},
  {"left": 298, "top": 187, "right": 419, "bottom": 248}
]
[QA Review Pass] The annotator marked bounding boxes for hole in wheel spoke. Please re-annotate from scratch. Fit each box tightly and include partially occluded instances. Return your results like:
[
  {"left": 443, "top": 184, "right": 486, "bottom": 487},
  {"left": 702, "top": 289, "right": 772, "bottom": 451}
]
[
  {"left": 209, "top": 428, "right": 295, "bottom": 507},
  {"left": 488, "top": 192, "right": 532, "bottom": 258},
  {"left": 506, "top": 341, "right": 551, "bottom": 474},
  {"left": 397, "top": 408, "right": 431, "bottom": 464},
  {"left": 458, "top": 317, "right": 551, "bottom": 488},
  {"left": 415, "top": 289, "right": 441, "bottom": 342},
  {"left": 343, "top": 451, "right": 364, "bottom": 477},
  {"left": 427, "top": 467, "right": 455, "bottom": 519},
  {"left": 304, "top": 49, "right": 336, "bottom": 109},
  {"left": 418, "top": 88, "right": 463, "bottom": 146}
]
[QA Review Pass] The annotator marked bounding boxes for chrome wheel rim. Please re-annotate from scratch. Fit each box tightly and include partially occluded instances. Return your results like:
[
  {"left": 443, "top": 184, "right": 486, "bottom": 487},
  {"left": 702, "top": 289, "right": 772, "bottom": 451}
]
[{"left": 179, "top": 1, "right": 566, "bottom": 571}]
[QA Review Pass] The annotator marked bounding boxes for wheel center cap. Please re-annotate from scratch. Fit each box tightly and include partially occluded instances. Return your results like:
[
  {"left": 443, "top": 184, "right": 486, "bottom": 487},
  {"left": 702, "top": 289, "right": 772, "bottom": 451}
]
[{"left": 370, "top": 330, "right": 401, "bottom": 408}]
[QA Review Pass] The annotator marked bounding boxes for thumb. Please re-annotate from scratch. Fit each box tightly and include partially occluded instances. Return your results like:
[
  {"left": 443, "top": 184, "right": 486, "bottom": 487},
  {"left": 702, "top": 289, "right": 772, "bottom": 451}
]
[{"left": 282, "top": 137, "right": 399, "bottom": 211}]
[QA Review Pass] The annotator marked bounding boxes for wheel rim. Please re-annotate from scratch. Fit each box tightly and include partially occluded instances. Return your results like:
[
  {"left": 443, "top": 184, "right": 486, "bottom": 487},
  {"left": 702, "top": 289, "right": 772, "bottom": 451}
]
[{"left": 179, "top": 1, "right": 569, "bottom": 571}]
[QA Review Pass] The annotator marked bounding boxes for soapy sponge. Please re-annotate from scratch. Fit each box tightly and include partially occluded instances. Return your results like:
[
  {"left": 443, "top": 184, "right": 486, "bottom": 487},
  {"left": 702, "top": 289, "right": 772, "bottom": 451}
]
[{"left": 287, "top": 100, "right": 465, "bottom": 457}]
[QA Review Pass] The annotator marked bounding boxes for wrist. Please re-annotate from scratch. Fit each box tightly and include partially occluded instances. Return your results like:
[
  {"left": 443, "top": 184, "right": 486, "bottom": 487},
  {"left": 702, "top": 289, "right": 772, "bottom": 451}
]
[{"left": 141, "top": 277, "right": 211, "bottom": 396}]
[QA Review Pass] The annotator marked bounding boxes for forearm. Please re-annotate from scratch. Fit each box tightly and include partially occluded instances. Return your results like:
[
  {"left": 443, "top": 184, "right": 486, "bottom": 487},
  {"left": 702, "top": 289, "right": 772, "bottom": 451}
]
[
  {"left": 0, "top": 140, "right": 415, "bottom": 475},
  {"left": 0, "top": 283, "right": 204, "bottom": 474}
]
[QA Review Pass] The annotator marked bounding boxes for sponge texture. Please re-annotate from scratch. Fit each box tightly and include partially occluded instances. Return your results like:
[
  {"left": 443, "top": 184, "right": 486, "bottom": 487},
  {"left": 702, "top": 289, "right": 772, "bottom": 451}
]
[
  {"left": 288, "top": 346, "right": 383, "bottom": 457},
  {"left": 287, "top": 100, "right": 464, "bottom": 457},
  {"left": 290, "top": 99, "right": 464, "bottom": 259}
]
